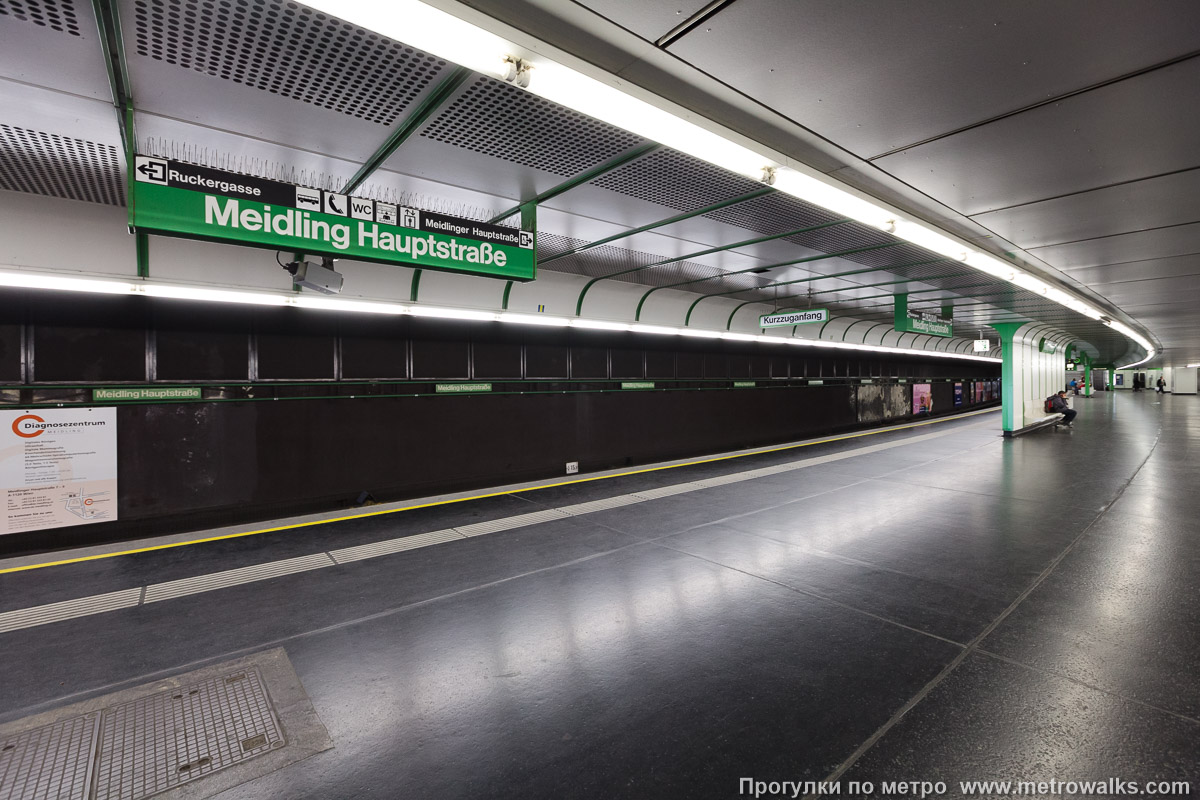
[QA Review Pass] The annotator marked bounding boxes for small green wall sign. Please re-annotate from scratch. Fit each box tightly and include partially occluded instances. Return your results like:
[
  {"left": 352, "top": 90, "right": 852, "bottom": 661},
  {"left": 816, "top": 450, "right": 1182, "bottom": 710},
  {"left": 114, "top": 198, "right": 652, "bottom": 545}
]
[
  {"left": 435, "top": 383, "right": 493, "bottom": 393},
  {"left": 93, "top": 387, "right": 201, "bottom": 401}
]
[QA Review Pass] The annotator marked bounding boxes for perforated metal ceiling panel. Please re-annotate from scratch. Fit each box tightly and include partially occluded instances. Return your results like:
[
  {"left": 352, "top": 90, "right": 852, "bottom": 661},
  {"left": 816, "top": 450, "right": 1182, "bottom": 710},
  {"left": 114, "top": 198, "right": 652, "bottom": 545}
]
[
  {"left": 0, "top": 0, "right": 79, "bottom": 34},
  {"left": 119, "top": 0, "right": 454, "bottom": 165},
  {"left": 131, "top": 0, "right": 447, "bottom": 125},
  {"left": 0, "top": 124, "right": 124, "bottom": 205},
  {"left": 0, "top": 0, "right": 111, "bottom": 99},
  {"left": 702, "top": 192, "right": 842, "bottom": 237},
  {"left": 588, "top": 149, "right": 764, "bottom": 212},
  {"left": 419, "top": 76, "right": 647, "bottom": 176}
]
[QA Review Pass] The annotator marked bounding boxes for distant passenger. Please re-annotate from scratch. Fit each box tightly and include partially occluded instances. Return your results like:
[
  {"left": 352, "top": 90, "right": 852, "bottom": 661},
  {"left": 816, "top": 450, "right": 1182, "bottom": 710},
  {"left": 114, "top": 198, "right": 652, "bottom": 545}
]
[
  {"left": 1157, "top": 376, "right": 1166, "bottom": 394},
  {"left": 1068, "top": 378, "right": 1078, "bottom": 395},
  {"left": 1048, "top": 391, "right": 1076, "bottom": 427}
]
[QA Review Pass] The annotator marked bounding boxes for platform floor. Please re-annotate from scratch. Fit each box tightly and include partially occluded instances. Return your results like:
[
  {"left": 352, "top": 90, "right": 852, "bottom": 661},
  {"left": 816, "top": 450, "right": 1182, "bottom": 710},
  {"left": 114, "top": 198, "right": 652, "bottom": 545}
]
[{"left": 1, "top": 391, "right": 1196, "bottom": 799}]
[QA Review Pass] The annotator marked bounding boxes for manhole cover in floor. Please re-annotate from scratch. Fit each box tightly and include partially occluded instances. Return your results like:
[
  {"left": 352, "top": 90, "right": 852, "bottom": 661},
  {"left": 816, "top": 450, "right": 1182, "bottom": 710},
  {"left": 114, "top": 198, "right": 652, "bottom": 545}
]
[
  {"left": 1, "top": 668, "right": 284, "bottom": 800},
  {"left": 0, "top": 713, "right": 100, "bottom": 800}
]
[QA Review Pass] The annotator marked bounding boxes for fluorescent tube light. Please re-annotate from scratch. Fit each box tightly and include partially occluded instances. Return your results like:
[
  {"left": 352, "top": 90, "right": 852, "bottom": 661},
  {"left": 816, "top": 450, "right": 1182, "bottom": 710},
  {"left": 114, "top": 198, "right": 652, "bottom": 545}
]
[
  {"left": 570, "top": 319, "right": 631, "bottom": 331},
  {"left": 407, "top": 306, "right": 499, "bottom": 322},
  {"left": 891, "top": 221, "right": 970, "bottom": 261},
  {"left": 0, "top": 271, "right": 135, "bottom": 294},
  {"left": 629, "top": 323, "right": 681, "bottom": 336},
  {"left": 139, "top": 284, "right": 289, "bottom": 306},
  {"left": 497, "top": 312, "right": 570, "bottom": 326},
  {"left": 1117, "top": 352, "right": 1155, "bottom": 369},
  {"left": 771, "top": 170, "right": 897, "bottom": 230},
  {"left": 293, "top": 297, "right": 408, "bottom": 314}
]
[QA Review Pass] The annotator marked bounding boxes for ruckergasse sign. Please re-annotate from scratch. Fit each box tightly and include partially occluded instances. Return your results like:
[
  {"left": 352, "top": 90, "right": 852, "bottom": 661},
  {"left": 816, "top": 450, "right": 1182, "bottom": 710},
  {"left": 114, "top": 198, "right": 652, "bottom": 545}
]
[{"left": 130, "top": 156, "right": 535, "bottom": 280}]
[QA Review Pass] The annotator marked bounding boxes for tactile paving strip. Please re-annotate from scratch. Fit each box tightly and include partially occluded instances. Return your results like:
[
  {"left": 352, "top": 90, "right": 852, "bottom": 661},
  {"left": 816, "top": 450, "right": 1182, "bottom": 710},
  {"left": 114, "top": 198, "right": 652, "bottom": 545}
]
[
  {"left": 0, "top": 713, "right": 100, "bottom": 800},
  {"left": 92, "top": 668, "right": 284, "bottom": 800}
]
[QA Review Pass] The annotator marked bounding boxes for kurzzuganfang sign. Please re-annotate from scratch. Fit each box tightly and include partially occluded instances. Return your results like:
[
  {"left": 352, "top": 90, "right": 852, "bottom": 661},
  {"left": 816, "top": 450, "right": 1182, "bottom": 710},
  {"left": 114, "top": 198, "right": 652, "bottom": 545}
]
[
  {"left": 759, "top": 309, "right": 829, "bottom": 327},
  {"left": 130, "top": 156, "right": 535, "bottom": 280}
]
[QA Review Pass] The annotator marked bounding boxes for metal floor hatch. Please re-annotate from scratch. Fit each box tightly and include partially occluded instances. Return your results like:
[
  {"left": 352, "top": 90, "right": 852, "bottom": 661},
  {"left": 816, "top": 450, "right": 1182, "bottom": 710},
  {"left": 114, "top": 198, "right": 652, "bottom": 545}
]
[{"left": 1, "top": 668, "right": 284, "bottom": 800}]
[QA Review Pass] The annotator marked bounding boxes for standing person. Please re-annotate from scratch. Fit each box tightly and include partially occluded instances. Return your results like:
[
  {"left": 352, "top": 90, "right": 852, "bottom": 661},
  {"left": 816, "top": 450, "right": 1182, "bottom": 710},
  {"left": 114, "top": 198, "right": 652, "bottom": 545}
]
[
  {"left": 1157, "top": 376, "right": 1166, "bottom": 393},
  {"left": 1048, "top": 391, "right": 1077, "bottom": 427}
]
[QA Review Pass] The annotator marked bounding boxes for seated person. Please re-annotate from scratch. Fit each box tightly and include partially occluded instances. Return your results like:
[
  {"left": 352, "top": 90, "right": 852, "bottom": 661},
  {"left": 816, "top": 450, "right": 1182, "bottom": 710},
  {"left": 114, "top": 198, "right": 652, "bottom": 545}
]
[{"left": 1048, "top": 391, "right": 1077, "bottom": 426}]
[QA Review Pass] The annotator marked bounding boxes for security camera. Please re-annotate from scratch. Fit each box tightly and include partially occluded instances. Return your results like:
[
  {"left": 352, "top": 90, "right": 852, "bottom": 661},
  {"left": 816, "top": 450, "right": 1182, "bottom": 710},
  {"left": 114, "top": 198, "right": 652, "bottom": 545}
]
[{"left": 283, "top": 256, "right": 344, "bottom": 295}]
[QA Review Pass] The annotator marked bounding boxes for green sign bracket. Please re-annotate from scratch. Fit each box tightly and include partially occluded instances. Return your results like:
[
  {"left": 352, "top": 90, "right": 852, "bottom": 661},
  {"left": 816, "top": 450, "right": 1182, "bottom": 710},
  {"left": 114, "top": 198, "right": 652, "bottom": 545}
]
[
  {"left": 501, "top": 201, "right": 539, "bottom": 310},
  {"left": 136, "top": 233, "right": 149, "bottom": 278}
]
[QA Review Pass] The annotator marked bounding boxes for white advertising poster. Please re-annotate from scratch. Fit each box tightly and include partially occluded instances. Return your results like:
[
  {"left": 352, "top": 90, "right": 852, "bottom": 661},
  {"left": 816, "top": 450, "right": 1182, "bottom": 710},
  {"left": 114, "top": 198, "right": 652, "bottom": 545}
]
[{"left": 1, "top": 408, "right": 117, "bottom": 535}]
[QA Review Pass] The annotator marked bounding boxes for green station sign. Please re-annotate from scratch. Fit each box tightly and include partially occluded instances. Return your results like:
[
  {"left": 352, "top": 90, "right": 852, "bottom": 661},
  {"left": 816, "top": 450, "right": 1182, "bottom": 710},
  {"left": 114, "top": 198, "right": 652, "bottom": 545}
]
[
  {"left": 759, "top": 309, "right": 828, "bottom": 328},
  {"left": 894, "top": 294, "right": 952, "bottom": 338},
  {"left": 130, "top": 156, "right": 535, "bottom": 281},
  {"left": 621, "top": 382, "right": 655, "bottom": 390}
]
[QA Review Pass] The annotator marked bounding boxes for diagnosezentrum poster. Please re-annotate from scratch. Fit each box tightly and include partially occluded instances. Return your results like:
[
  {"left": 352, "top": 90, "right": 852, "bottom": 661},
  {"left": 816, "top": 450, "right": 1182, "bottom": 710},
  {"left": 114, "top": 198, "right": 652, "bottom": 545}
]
[{"left": 1, "top": 407, "right": 117, "bottom": 535}]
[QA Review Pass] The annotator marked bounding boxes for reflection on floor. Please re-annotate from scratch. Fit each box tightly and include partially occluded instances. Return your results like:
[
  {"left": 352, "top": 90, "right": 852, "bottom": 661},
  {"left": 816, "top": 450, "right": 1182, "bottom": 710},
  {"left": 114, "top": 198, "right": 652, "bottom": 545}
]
[{"left": 1, "top": 392, "right": 1196, "bottom": 799}]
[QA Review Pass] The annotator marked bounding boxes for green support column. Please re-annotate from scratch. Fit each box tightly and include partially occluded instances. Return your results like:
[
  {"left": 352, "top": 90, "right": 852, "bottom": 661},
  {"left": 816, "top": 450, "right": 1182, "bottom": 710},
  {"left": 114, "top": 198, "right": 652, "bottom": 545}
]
[
  {"left": 991, "top": 322, "right": 1024, "bottom": 433},
  {"left": 1083, "top": 353, "right": 1093, "bottom": 397},
  {"left": 893, "top": 293, "right": 908, "bottom": 330}
]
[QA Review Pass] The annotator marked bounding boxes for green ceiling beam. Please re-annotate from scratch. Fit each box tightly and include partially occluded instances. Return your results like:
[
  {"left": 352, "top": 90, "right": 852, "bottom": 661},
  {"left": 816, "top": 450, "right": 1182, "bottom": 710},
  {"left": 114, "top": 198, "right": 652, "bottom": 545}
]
[
  {"left": 342, "top": 66, "right": 472, "bottom": 195},
  {"left": 489, "top": 142, "right": 662, "bottom": 224},
  {"left": 92, "top": 0, "right": 134, "bottom": 160},
  {"left": 578, "top": 217, "right": 851, "bottom": 315},
  {"left": 634, "top": 241, "right": 904, "bottom": 320},
  {"left": 93, "top": 0, "right": 148, "bottom": 274},
  {"left": 540, "top": 186, "right": 773, "bottom": 266}
]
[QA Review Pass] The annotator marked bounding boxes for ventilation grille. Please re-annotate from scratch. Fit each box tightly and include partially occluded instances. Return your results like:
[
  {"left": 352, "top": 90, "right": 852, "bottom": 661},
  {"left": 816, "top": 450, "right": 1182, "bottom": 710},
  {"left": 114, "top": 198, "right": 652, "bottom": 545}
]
[
  {"left": 0, "top": 124, "right": 124, "bottom": 205},
  {"left": 0, "top": 0, "right": 80, "bottom": 35},
  {"left": 420, "top": 76, "right": 647, "bottom": 176},
  {"left": 131, "top": 0, "right": 447, "bottom": 125},
  {"left": 703, "top": 191, "right": 841, "bottom": 236},
  {"left": 589, "top": 149, "right": 764, "bottom": 212}
]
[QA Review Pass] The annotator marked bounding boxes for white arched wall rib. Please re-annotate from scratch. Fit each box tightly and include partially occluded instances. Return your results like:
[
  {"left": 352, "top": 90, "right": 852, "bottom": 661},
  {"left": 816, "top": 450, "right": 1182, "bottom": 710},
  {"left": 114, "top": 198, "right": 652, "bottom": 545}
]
[
  {"left": 1005, "top": 322, "right": 1073, "bottom": 431},
  {"left": 0, "top": 191, "right": 1002, "bottom": 364}
]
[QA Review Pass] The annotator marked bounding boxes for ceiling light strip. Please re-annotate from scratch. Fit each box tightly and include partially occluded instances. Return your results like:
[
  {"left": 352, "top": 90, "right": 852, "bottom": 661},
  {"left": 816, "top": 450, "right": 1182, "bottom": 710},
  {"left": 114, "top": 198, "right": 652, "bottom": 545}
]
[
  {"left": 0, "top": 270, "right": 997, "bottom": 363},
  {"left": 302, "top": 0, "right": 1154, "bottom": 360}
]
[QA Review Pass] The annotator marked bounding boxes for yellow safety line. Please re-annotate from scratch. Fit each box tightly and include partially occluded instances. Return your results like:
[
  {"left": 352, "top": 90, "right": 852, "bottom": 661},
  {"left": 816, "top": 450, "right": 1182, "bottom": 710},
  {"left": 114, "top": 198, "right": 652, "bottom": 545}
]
[{"left": 1, "top": 408, "right": 999, "bottom": 575}]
